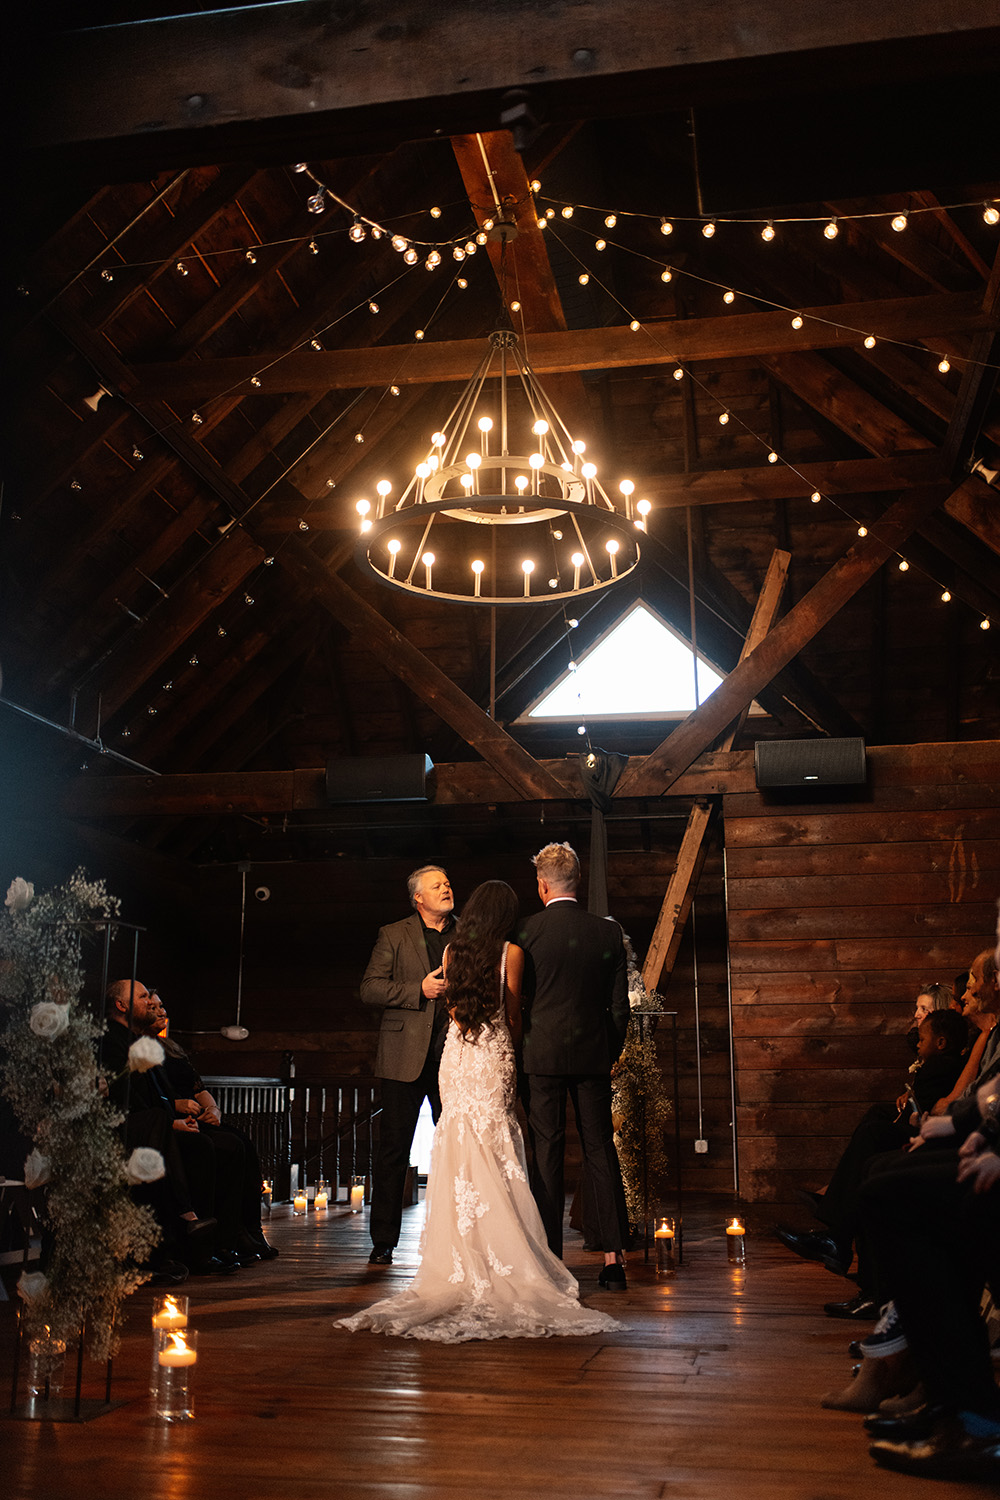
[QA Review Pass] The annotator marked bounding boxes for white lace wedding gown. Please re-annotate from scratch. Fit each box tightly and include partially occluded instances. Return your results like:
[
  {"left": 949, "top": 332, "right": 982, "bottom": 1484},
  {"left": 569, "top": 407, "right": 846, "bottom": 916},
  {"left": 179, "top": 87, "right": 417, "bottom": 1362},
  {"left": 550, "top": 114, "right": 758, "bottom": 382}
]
[{"left": 337, "top": 947, "right": 620, "bottom": 1343}]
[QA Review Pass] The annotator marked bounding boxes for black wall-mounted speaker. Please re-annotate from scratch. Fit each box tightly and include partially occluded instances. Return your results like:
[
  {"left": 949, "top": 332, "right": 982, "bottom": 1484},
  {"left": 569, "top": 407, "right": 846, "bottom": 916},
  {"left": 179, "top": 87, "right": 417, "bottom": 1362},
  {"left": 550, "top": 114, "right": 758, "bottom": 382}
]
[
  {"left": 754, "top": 737, "right": 867, "bottom": 788},
  {"left": 325, "top": 754, "right": 434, "bottom": 803}
]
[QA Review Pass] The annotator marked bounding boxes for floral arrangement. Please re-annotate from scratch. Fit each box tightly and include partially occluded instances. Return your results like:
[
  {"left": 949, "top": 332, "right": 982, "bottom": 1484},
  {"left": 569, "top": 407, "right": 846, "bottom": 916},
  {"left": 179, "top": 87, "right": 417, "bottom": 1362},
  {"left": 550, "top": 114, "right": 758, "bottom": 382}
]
[
  {"left": 0, "top": 871, "right": 161, "bottom": 1359},
  {"left": 611, "top": 933, "right": 673, "bottom": 1231}
]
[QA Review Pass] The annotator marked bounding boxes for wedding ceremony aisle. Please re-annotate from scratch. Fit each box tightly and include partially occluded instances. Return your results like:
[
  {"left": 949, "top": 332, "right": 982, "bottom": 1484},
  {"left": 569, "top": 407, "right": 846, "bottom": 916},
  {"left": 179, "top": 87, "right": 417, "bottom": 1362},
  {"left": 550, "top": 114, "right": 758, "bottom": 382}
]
[{"left": 3, "top": 1194, "right": 995, "bottom": 1500}]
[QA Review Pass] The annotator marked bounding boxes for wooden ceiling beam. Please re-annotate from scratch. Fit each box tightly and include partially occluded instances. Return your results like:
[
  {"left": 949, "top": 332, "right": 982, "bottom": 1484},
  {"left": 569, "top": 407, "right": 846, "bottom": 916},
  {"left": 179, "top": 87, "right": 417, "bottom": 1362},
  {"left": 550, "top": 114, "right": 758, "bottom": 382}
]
[
  {"left": 614, "top": 481, "right": 954, "bottom": 797},
  {"left": 759, "top": 351, "right": 935, "bottom": 458},
  {"left": 939, "top": 242, "right": 1000, "bottom": 475},
  {"left": 642, "top": 452, "right": 943, "bottom": 507},
  {"left": 271, "top": 538, "right": 568, "bottom": 801},
  {"left": 127, "top": 291, "right": 989, "bottom": 399},
  {"left": 22, "top": 2, "right": 1000, "bottom": 159},
  {"left": 57, "top": 750, "right": 755, "bottom": 818},
  {"left": 943, "top": 476, "right": 1000, "bottom": 560}
]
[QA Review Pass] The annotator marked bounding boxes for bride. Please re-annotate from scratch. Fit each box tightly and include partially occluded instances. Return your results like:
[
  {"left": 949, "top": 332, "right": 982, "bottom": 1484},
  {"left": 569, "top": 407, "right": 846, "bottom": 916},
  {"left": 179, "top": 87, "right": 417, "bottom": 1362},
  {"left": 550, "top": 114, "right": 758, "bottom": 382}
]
[{"left": 336, "top": 880, "right": 621, "bottom": 1343}]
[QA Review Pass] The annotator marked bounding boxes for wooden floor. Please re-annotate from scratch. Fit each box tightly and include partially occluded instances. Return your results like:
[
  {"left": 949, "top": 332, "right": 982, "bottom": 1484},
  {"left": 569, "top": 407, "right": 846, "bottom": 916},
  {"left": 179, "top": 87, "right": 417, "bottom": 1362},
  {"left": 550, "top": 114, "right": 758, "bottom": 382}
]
[{"left": 3, "top": 1194, "right": 996, "bottom": 1500}]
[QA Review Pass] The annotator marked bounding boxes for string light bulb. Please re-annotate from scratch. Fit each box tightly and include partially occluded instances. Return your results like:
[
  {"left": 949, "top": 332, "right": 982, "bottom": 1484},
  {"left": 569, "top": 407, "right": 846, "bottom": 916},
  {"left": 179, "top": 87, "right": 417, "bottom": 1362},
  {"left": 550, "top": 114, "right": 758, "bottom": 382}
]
[
  {"left": 985, "top": 203, "right": 1000, "bottom": 226},
  {"left": 430, "top": 206, "right": 441, "bottom": 219},
  {"left": 660, "top": 219, "right": 673, "bottom": 236},
  {"left": 898, "top": 559, "right": 909, "bottom": 571},
  {"left": 561, "top": 206, "right": 574, "bottom": 219},
  {"left": 938, "top": 357, "right": 951, "bottom": 373},
  {"left": 307, "top": 191, "right": 326, "bottom": 214},
  {"left": 595, "top": 238, "right": 606, "bottom": 250},
  {"left": 245, "top": 249, "right": 257, "bottom": 264},
  {"left": 308, "top": 240, "right": 319, "bottom": 253},
  {"left": 767, "top": 451, "right": 778, "bottom": 464},
  {"left": 761, "top": 221, "right": 775, "bottom": 242},
  {"left": 629, "top": 319, "right": 640, "bottom": 331},
  {"left": 723, "top": 290, "right": 735, "bottom": 303},
  {"left": 941, "top": 589, "right": 951, "bottom": 602},
  {"left": 702, "top": 220, "right": 716, "bottom": 238},
  {"left": 864, "top": 335, "right": 876, "bottom": 349},
  {"left": 791, "top": 314, "right": 804, "bottom": 329},
  {"left": 891, "top": 212, "right": 908, "bottom": 232},
  {"left": 811, "top": 491, "right": 822, "bottom": 503},
  {"left": 530, "top": 179, "right": 541, "bottom": 193},
  {"left": 349, "top": 218, "right": 366, "bottom": 242},
  {"left": 605, "top": 214, "right": 617, "bottom": 228},
  {"left": 425, "top": 250, "right": 441, "bottom": 269},
  {"left": 980, "top": 618, "right": 991, "bottom": 630},
  {"left": 673, "top": 366, "right": 684, "bottom": 380},
  {"left": 578, "top": 273, "right": 589, "bottom": 285},
  {"left": 718, "top": 412, "right": 729, "bottom": 425},
  {"left": 391, "top": 234, "right": 407, "bottom": 252},
  {"left": 857, "top": 525, "right": 868, "bottom": 537},
  {"left": 369, "top": 300, "right": 379, "bottom": 313},
  {"left": 660, "top": 268, "right": 672, "bottom": 282},
  {"left": 824, "top": 218, "right": 839, "bottom": 239},
  {"left": 176, "top": 261, "right": 188, "bottom": 276},
  {"left": 404, "top": 247, "right": 419, "bottom": 265}
]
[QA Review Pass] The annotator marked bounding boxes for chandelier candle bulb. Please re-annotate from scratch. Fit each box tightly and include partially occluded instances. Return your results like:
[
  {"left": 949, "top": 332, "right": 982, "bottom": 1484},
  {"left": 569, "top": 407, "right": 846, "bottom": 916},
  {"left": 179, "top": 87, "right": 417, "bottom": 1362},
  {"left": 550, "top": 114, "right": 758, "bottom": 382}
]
[
  {"left": 472, "top": 559, "right": 485, "bottom": 597},
  {"left": 522, "top": 559, "right": 534, "bottom": 596},
  {"left": 293, "top": 1187, "right": 308, "bottom": 1215},
  {"left": 155, "top": 1328, "right": 198, "bottom": 1422},
  {"left": 655, "top": 1217, "right": 676, "bottom": 1275},
  {"left": 726, "top": 1218, "right": 747, "bottom": 1263},
  {"left": 422, "top": 551, "right": 435, "bottom": 590},
  {"left": 350, "top": 1176, "right": 365, "bottom": 1212}
]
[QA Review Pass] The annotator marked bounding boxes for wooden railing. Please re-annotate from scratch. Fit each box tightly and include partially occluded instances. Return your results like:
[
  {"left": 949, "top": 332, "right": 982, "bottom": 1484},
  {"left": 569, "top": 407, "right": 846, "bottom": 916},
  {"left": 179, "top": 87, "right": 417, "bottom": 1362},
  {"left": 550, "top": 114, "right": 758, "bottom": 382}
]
[{"left": 203, "top": 1071, "right": 380, "bottom": 1202}]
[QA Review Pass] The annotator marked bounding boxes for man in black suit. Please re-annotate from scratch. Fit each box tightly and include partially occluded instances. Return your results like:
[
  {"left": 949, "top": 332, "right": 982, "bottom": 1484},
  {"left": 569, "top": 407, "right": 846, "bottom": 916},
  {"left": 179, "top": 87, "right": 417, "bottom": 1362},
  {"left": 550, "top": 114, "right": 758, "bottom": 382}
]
[
  {"left": 361, "top": 864, "right": 455, "bottom": 1264},
  {"left": 518, "top": 842, "right": 630, "bottom": 1288}
]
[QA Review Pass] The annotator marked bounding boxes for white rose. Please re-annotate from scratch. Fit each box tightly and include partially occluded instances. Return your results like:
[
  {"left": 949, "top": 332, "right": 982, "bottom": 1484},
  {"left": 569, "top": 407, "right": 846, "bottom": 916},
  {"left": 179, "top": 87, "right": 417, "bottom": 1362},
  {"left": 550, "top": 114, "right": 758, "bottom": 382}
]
[
  {"left": 5, "top": 877, "right": 34, "bottom": 911},
  {"left": 24, "top": 1150, "right": 51, "bottom": 1189},
  {"left": 127, "top": 1036, "right": 164, "bottom": 1073},
  {"left": 29, "top": 1002, "right": 69, "bottom": 1040},
  {"left": 125, "top": 1147, "right": 166, "bottom": 1185},
  {"left": 17, "top": 1271, "right": 49, "bottom": 1305}
]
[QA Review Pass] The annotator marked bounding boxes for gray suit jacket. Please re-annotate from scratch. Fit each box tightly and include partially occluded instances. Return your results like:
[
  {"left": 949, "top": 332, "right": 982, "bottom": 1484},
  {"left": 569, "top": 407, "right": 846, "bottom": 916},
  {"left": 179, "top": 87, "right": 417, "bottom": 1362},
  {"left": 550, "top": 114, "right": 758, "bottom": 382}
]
[{"left": 360, "top": 913, "right": 439, "bottom": 1082}]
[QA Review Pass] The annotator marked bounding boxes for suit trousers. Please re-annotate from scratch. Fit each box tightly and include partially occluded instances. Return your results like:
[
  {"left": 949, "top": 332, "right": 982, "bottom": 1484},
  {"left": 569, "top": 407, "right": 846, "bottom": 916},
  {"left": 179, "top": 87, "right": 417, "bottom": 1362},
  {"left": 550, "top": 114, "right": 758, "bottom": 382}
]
[
  {"left": 369, "top": 1047, "right": 442, "bottom": 1247},
  {"left": 528, "top": 1073, "right": 627, "bottom": 1258},
  {"left": 859, "top": 1147, "right": 1000, "bottom": 1416}
]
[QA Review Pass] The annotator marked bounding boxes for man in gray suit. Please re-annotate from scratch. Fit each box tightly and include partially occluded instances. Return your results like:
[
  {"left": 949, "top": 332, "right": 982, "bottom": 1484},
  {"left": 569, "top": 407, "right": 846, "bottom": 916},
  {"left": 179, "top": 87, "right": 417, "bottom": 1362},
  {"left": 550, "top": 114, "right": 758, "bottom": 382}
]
[
  {"left": 361, "top": 865, "right": 455, "bottom": 1263},
  {"left": 518, "top": 841, "right": 630, "bottom": 1288}
]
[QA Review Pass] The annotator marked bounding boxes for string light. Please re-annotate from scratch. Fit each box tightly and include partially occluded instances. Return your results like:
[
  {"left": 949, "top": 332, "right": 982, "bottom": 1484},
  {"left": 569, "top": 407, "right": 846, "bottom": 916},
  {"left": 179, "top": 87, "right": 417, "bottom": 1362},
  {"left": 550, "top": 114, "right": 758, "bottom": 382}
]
[
  {"left": 898, "top": 559, "right": 909, "bottom": 571},
  {"left": 595, "top": 238, "right": 606, "bottom": 251},
  {"left": 605, "top": 214, "right": 617, "bottom": 228},
  {"left": 629, "top": 319, "right": 640, "bottom": 331},
  {"left": 857, "top": 526, "right": 868, "bottom": 537},
  {"left": 723, "top": 290, "right": 735, "bottom": 303},
  {"left": 530, "top": 179, "right": 541, "bottom": 193},
  {"left": 761, "top": 221, "right": 775, "bottom": 242},
  {"left": 660, "top": 268, "right": 672, "bottom": 283},
  {"left": 349, "top": 218, "right": 366, "bottom": 243},
  {"left": 414, "top": 328, "right": 425, "bottom": 339},
  {"left": 941, "top": 590, "right": 951, "bottom": 602},
  {"left": 824, "top": 218, "right": 839, "bottom": 239},
  {"left": 791, "top": 315, "right": 804, "bottom": 329},
  {"left": 767, "top": 451, "right": 778, "bottom": 463},
  {"left": 176, "top": 261, "right": 188, "bottom": 276},
  {"left": 308, "top": 240, "right": 319, "bottom": 253},
  {"left": 938, "top": 358, "right": 951, "bottom": 373},
  {"left": 811, "top": 491, "right": 822, "bottom": 503},
  {"left": 702, "top": 221, "right": 716, "bottom": 238},
  {"left": 578, "top": 273, "right": 590, "bottom": 285},
  {"left": 891, "top": 213, "right": 908, "bottom": 232},
  {"left": 561, "top": 206, "right": 574, "bottom": 219},
  {"left": 250, "top": 376, "right": 261, "bottom": 387},
  {"left": 430, "top": 206, "right": 441, "bottom": 218},
  {"left": 718, "top": 412, "right": 729, "bottom": 425},
  {"left": 425, "top": 250, "right": 441, "bottom": 269},
  {"left": 673, "top": 367, "right": 683, "bottom": 380},
  {"left": 307, "top": 191, "right": 326, "bottom": 214},
  {"left": 369, "top": 300, "right": 379, "bottom": 313},
  {"left": 980, "top": 618, "right": 991, "bottom": 630},
  {"left": 985, "top": 203, "right": 1000, "bottom": 226},
  {"left": 660, "top": 219, "right": 673, "bottom": 236},
  {"left": 404, "top": 247, "right": 419, "bottom": 265},
  {"left": 864, "top": 335, "right": 876, "bottom": 349},
  {"left": 191, "top": 411, "right": 203, "bottom": 425},
  {"left": 245, "top": 249, "right": 257, "bottom": 264}
]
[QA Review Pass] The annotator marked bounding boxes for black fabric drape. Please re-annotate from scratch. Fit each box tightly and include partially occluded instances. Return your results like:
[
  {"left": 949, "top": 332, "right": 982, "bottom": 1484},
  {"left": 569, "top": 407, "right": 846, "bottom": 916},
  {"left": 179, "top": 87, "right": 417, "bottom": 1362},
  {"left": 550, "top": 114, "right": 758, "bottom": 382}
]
[{"left": 579, "top": 749, "right": 628, "bottom": 916}]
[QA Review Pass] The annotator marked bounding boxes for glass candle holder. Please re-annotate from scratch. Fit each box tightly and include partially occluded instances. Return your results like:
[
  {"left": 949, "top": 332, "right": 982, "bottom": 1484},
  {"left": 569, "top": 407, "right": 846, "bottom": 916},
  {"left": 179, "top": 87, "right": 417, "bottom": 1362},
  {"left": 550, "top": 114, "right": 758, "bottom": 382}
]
[
  {"left": 150, "top": 1293, "right": 189, "bottom": 1393},
  {"left": 27, "top": 1327, "right": 66, "bottom": 1399},
  {"left": 292, "top": 1186, "right": 308, "bottom": 1215},
  {"left": 261, "top": 1179, "right": 272, "bottom": 1219},
  {"left": 350, "top": 1175, "right": 365, "bottom": 1213},
  {"left": 654, "top": 1216, "right": 676, "bottom": 1275},
  {"left": 155, "top": 1327, "right": 198, "bottom": 1422},
  {"left": 314, "top": 1178, "right": 329, "bottom": 1211},
  {"left": 726, "top": 1217, "right": 747, "bottom": 1264}
]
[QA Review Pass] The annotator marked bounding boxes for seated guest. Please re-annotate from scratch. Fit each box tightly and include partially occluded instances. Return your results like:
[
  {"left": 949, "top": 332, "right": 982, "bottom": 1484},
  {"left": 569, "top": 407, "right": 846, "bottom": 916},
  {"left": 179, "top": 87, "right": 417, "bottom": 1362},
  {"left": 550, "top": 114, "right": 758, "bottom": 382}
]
[
  {"left": 145, "top": 992, "right": 276, "bottom": 1261},
  {"left": 929, "top": 951, "right": 1000, "bottom": 1114},
  {"left": 103, "top": 980, "right": 246, "bottom": 1275},
  {"left": 775, "top": 983, "right": 965, "bottom": 1302}
]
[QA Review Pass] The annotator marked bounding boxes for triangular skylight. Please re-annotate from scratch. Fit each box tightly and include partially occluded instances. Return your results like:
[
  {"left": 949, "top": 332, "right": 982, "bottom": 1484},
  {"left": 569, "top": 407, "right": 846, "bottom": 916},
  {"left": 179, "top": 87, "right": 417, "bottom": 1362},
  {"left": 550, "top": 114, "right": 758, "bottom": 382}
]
[{"left": 522, "top": 602, "right": 753, "bottom": 721}]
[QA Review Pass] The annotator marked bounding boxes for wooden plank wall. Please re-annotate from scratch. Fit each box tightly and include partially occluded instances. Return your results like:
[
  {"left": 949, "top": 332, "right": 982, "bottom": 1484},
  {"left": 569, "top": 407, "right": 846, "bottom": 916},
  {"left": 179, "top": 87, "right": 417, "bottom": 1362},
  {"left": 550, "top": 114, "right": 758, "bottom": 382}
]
[{"left": 724, "top": 740, "right": 1000, "bottom": 1203}]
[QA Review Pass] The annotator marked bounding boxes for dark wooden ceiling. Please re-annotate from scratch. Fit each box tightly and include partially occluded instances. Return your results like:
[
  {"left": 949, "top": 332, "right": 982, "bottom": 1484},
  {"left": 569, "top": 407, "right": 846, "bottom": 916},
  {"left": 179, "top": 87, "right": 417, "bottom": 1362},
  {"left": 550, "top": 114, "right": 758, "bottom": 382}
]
[{"left": 3, "top": 2, "right": 999, "bottom": 868}]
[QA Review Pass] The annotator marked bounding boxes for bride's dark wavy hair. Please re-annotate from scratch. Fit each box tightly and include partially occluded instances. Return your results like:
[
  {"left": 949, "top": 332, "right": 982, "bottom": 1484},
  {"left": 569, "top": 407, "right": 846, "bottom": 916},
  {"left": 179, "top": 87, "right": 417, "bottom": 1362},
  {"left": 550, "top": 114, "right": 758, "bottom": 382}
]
[{"left": 446, "top": 880, "right": 519, "bottom": 1041}]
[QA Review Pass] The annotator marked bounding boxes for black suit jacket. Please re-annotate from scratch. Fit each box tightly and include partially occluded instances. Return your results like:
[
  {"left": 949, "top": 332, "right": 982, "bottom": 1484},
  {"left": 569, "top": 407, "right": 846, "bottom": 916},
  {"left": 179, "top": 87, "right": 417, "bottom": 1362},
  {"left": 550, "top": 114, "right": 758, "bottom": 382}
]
[{"left": 518, "top": 900, "right": 628, "bottom": 1076}]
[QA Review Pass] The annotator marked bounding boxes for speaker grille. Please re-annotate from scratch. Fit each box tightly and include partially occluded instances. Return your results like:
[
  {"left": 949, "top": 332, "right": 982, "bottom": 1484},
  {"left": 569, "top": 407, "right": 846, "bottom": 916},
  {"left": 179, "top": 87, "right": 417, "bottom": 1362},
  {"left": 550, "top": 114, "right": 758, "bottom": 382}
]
[
  {"left": 754, "top": 737, "right": 867, "bottom": 788},
  {"left": 326, "top": 754, "right": 433, "bottom": 803}
]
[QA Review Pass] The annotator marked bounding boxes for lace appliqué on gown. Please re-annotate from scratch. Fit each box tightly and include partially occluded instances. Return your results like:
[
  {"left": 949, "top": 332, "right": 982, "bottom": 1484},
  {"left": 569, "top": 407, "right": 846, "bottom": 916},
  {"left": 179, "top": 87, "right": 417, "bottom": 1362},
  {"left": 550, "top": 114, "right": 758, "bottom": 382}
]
[{"left": 337, "top": 948, "right": 621, "bottom": 1344}]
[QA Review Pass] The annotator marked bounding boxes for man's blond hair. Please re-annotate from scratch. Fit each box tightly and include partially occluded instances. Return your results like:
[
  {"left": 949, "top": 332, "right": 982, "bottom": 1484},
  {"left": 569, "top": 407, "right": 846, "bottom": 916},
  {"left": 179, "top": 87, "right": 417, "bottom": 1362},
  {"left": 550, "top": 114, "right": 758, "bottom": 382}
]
[{"left": 532, "top": 841, "right": 580, "bottom": 893}]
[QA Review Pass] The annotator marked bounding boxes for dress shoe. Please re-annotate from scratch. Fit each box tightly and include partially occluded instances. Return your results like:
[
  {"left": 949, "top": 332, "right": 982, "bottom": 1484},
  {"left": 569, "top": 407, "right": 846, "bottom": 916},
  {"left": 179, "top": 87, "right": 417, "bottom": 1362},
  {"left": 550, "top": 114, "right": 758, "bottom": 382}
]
[
  {"left": 870, "top": 1411, "right": 1000, "bottom": 1480},
  {"left": 864, "top": 1404, "right": 941, "bottom": 1440},
  {"left": 148, "top": 1258, "right": 189, "bottom": 1286},
  {"left": 368, "top": 1244, "right": 394, "bottom": 1265},
  {"left": 824, "top": 1293, "right": 878, "bottom": 1320},
  {"left": 794, "top": 1188, "right": 827, "bottom": 1219},
  {"left": 774, "top": 1226, "right": 841, "bottom": 1264},
  {"left": 249, "top": 1233, "right": 279, "bottom": 1261},
  {"left": 598, "top": 1262, "right": 627, "bottom": 1290},
  {"left": 188, "top": 1253, "right": 238, "bottom": 1276},
  {"left": 181, "top": 1215, "right": 218, "bottom": 1249}
]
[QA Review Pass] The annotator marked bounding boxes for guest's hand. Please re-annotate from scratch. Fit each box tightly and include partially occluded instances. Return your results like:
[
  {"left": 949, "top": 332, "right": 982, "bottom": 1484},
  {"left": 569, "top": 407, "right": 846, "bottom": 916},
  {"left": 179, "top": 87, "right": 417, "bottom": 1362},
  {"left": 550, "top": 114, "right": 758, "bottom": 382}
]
[
  {"left": 199, "top": 1104, "right": 222, "bottom": 1127},
  {"left": 175, "top": 1098, "right": 201, "bottom": 1117},
  {"left": 421, "top": 966, "right": 446, "bottom": 1000},
  {"left": 959, "top": 1129, "right": 986, "bottom": 1160},
  {"left": 173, "top": 1116, "right": 200, "bottom": 1133},
  {"left": 919, "top": 1114, "right": 956, "bottom": 1142},
  {"left": 956, "top": 1150, "right": 1000, "bottom": 1194}
]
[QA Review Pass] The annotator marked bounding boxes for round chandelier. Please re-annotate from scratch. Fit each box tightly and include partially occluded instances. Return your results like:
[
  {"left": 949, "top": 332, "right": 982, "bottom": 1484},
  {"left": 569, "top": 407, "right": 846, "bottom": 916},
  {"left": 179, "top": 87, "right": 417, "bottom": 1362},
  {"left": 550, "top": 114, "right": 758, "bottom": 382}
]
[{"left": 352, "top": 251, "right": 650, "bottom": 606}]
